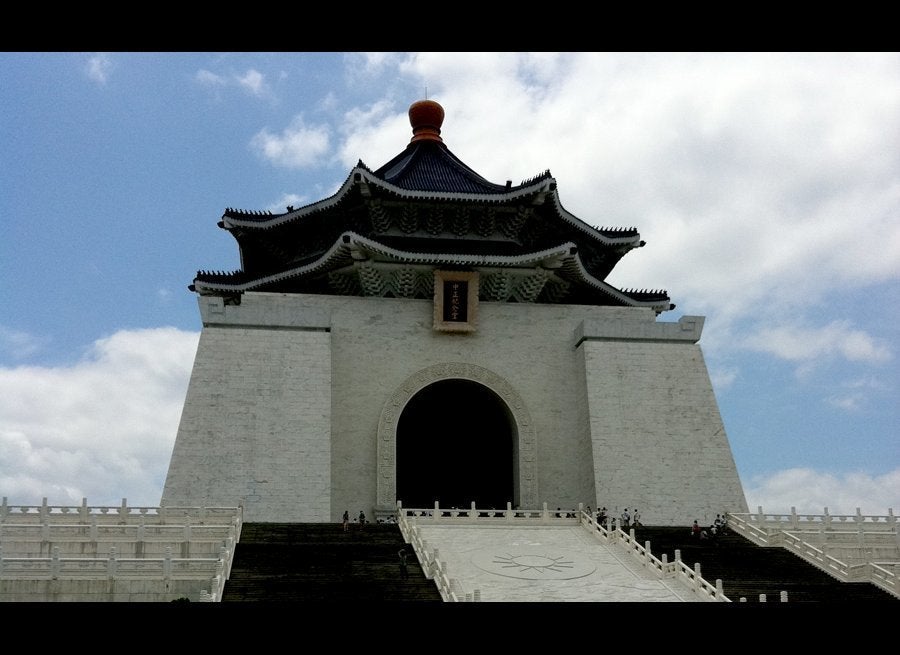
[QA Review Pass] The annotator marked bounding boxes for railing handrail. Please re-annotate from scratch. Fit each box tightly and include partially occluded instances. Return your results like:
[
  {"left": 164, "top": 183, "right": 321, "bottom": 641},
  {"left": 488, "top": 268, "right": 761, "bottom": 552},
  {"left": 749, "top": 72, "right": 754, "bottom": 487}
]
[{"left": 727, "top": 510, "right": 899, "bottom": 599}]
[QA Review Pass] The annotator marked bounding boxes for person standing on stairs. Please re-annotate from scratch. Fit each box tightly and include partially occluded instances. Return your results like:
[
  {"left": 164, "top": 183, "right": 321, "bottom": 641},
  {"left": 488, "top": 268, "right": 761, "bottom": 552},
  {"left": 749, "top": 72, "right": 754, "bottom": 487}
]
[{"left": 398, "top": 547, "right": 409, "bottom": 580}]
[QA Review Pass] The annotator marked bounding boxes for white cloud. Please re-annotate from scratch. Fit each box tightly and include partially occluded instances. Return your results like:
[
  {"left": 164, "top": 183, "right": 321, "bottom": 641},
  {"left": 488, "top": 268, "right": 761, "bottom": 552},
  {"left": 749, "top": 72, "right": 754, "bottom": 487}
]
[
  {"left": 250, "top": 115, "right": 331, "bottom": 169},
  {"left": 266, "top": 193, "right": 307, "bottom": 214},
  {"left": 195, "top": 68, "right": 271, "bottom": 98},
  {"left": 236, "top": 69, "right": 268, "bottom": 97},
  {"left": 742, "top": 320, "right": 892, "bottom": 366},
  {"left": 85, "top": 54, "right": 113, "bottom": 84},
  {"left": 0, "top": 328, "right": 199, "bottom": 507},
  {"left": 195, "top": 69, "right": 226, "bottom": 87},
  {"left": 744, "top": 467, "right": 900, "bottom": 516},
  {"left": 0, "top": 326, "right": 45, "bottom": 360}
]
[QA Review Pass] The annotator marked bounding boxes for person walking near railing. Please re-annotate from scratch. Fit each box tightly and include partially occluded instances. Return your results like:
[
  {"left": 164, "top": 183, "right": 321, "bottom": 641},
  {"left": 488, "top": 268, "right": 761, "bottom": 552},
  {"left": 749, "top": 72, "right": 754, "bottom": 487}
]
[
  {"left": 398, "top": 547, "right": 409, "bottom": 580},
  {"left": 342, "top": 509, "right": 350, "bottom": 532}
]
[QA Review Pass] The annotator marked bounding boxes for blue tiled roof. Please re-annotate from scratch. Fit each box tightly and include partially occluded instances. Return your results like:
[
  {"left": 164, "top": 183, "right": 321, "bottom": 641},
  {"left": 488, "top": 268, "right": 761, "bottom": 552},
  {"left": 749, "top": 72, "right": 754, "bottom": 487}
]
[{"left": 374, "top": 141, "right": 518, "bottom": 194}]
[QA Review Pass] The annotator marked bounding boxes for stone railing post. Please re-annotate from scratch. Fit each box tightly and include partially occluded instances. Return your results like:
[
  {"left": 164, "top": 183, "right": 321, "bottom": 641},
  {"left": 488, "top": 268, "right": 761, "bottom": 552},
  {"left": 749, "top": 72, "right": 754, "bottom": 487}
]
[
  {"left": 716, "top": 579, "right": 724, "bottom": 599},
  {"left": 790, "top": 507, "right": 799, "bottom": 530},
  {"left": 1, "top": 496, "right": 8, "bottom": 521},
  {"left": 90, "top": 516, "right": 98, "bottom": 542},
  {"left": 506, "top": 501, "right": 513, "bottom": 522},
  {"left": 163, "top": 546, "right": 172, "bottom": 579},
  {"left": 79, "top": 497, "right": 89, "bottom": 524},
  {"left": 823, "top": 507, "right": 832, "bottom": 529},
  {"left": 118, "top": 498, "right": 128, "bottom": 523},
  {"left": 693, "top": 563, "right": 702, "bottom": 591},
  {"left": 780, "top": 590, "right": 788, "bottom": 602},
  {"left": 542, "top": 502, "right": 549, "bottom": 521},
  {"left": 51, "top": 546, "right": 60, "bottom": 580},
  {"left": 107, "top": 547, "right": 117, "bottom": 578},
  {"left": 40, "top": 497, "right": 49, "bottom": 522},
  {"left": 756, "top": 505, "right": 765, "bottom": 525}
]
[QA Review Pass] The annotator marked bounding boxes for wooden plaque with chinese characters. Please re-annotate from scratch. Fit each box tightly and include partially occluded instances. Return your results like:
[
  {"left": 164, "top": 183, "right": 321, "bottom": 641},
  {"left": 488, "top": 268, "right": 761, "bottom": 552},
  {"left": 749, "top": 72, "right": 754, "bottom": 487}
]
[{"left": 433, "top": 270, "right": 478, "bottom": 333}]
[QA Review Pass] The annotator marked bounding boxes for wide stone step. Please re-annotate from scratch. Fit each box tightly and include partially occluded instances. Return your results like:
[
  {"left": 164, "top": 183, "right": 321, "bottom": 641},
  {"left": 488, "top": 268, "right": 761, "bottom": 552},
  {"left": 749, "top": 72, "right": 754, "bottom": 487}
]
[
  {"left": 222, "top": 523, "right": 443, "bottom": 602},
  {"left": 631, "top": 526, "right": 897, "bottom": 603}
]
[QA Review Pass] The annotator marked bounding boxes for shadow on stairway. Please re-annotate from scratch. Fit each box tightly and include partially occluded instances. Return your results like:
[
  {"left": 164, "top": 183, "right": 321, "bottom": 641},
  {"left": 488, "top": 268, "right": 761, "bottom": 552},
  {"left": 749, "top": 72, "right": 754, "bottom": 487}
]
[
  {"left": 221, "top": 523, "right": 443, "bottom": 602},
  {"left": 630, "top": 526, "right": 898, "bottom": 603}
]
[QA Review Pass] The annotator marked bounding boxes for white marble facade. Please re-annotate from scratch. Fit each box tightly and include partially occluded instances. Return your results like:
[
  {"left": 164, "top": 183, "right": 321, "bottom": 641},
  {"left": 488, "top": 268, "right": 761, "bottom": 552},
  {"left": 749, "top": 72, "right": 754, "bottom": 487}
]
[{"left": 161, "top": 291, "right": 748, "bottom": 524}]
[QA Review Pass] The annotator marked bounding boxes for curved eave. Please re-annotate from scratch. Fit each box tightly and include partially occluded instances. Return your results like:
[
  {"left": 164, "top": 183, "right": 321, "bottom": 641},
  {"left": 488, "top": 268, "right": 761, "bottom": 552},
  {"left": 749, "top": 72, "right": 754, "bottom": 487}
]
[
  {"left": 192, "top": 232, "right": 671, "bottom": 313},
  {"left": 222, "top": 167, "right": 562, "bottom": 231},
  {"left": 221, "top": 168, "right": 642, "bottom": 251},
  {"left": 556, "top": 255, "right": 671, "bottom": 313}
]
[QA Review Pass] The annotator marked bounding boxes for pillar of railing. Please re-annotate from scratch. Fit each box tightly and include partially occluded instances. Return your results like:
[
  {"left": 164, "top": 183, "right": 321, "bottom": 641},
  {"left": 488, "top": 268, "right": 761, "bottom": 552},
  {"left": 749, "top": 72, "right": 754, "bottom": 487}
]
[
  {"left": 51, "top": 546, "right": 60, "bottom": 580},
  {"left": 107, "top": 546, "right": 117, "bottom": 578},
  {"left": 780, "top": 590, "right": 788, "bottom": 602},
  {"left": 693, "top": 563, "right": 702, "bottom": 592}
]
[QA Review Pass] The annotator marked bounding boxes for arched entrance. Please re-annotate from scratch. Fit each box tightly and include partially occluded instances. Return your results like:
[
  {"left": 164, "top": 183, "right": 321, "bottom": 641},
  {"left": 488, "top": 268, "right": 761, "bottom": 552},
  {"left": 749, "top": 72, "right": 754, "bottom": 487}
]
[
  {"left": 395, "top": 379, "right": 513, "bottom": 509},
  {"left": 375, "top": 362, "right": 538, "bottom": 512}
]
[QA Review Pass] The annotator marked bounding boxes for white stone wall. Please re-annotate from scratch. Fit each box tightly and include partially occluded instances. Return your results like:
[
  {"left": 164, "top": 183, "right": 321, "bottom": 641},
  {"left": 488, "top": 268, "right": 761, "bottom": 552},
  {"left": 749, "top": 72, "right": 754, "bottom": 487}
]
[
  {"left": 581, "top": 338, "right": 749, "bottom": 525},
  {"left": 162, "top": 298, "right": 332, "bottom": 523},
  {"left": 162, "top": 292, "right": 747, "bottom": 525}
]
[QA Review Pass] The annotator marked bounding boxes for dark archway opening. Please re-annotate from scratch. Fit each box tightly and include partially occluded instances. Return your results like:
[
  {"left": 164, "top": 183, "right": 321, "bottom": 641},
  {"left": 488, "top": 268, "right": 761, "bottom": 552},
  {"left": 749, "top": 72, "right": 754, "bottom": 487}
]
[{"left": 396, "top": 379, "right": 514, "bottom": 510}]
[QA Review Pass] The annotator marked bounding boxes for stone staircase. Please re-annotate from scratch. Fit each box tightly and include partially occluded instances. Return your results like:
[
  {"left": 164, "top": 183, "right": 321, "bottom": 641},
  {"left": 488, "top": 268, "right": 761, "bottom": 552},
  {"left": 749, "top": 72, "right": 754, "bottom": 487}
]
[
  {"left": 221, "top": 523, "right": 443, "bottom": 602},
  {"left": 631, "top": 526, "right": 898, "bottom": 602}
]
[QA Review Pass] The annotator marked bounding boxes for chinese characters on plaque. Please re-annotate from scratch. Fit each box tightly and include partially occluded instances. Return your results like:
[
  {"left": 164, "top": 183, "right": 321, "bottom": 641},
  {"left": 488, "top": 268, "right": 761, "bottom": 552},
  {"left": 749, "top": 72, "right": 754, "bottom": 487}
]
[{"left": 434, "top": 270, "right": 478, "bottom": 333}]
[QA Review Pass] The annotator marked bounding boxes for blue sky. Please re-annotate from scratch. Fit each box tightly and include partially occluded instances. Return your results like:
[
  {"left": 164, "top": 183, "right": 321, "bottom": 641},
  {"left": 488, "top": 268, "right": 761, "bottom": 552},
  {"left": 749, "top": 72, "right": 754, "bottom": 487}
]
[{"left": 1, "top": 52, "right": 898, "bottom": 515}]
